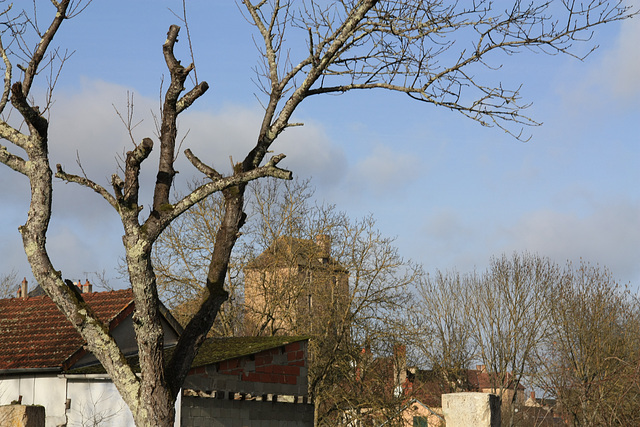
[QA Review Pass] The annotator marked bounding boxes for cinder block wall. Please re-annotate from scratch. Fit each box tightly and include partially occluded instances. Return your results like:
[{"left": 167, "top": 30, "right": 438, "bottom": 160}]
[{"left": 181, "top": 397, "right": 313, "bottom": 427}]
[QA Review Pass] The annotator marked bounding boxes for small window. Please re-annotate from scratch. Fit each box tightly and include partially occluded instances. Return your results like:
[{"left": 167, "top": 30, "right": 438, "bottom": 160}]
[{"left": 413, "top": 416, "right": 429, "bottom": 427}]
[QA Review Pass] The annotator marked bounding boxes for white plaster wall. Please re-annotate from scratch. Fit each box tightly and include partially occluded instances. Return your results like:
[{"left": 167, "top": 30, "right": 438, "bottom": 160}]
[
  {"left": 2, "top": 376, "right": 181, "bottom": 427},
  {"left": 67, "top": 380, "right": 134, "bottom": 427},
  {"left": 0, "top": 375, "right": 67, "bottom": 427},
  {"left": 0, "top": 378, "right": 20, "bottom": 404},
  {"left": 34, "top": 376, "right": 67, "bottom": 426}
]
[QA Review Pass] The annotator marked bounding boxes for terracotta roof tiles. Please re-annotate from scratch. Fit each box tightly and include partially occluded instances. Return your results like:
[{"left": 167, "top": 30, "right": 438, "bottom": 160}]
[{"left": 0, "top": 289, "right": 134, "bottom": 371}]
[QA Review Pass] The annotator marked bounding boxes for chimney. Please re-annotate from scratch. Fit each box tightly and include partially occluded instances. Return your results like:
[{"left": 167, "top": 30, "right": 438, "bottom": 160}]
[
  {"left": 18, "top": 278, "right": 28, "bottom": 299},
  {"left": 393, "top": 344, "right": 407, "bottom": 388},
  {"left": 315, "top": 234, "right": 331, "bottom": 262},
  {"left": 82, "top": 279, "right": 92, "bottom": 294},
  {"left": 476, "top": 364, "right": 487, "bottom": 373},
  {"left": 530, "top": 391, "right": 536, "bottom": 400}
]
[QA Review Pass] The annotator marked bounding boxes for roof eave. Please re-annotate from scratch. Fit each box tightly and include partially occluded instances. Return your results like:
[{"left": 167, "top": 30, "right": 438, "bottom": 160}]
[{"left": 0, "top": 367, "right": 61, "bottom": 376}]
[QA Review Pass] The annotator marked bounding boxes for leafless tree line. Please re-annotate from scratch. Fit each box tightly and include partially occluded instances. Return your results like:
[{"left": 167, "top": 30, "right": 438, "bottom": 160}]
[{"left": 416, "top": 255, "right": 640, "bottom": 426}]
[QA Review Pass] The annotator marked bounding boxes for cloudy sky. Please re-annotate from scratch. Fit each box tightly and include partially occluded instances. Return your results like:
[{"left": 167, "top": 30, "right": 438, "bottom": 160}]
[{"left": 1, "top": 1, "right": 638, "bottom": 291}]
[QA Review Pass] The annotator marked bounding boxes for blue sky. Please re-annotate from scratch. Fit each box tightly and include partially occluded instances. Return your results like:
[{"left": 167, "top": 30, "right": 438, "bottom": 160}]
[{"left": 1, "top": 1, "right": 638, "bottom": 290}]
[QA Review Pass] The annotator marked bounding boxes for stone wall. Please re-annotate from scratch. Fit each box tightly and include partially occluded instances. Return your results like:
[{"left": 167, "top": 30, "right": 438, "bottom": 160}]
[
  {"left": 442, "top": 392, "right": 501, "bottom": 427},
  {"left": 0, "top": 405, "right": 45, "bottom": 427}
]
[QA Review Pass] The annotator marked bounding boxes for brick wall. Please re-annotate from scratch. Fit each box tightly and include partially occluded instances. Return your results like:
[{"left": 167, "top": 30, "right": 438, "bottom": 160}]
[{"left": 184, "top": 341, "right": 309, "bottom": 397}]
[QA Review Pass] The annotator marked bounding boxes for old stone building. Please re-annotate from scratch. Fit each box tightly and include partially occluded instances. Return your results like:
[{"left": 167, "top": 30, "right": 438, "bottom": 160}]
[{"left": 244, "top": 235, "right": 349, "bottom": 336}]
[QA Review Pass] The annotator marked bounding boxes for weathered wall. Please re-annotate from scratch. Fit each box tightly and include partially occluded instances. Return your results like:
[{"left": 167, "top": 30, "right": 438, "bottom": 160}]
[
  {"left": 181, "top": 395, "right": 313, "bottom": 427},
  {"left": 400, "top": 400, "right": 444, "bottom": 427},
  {"left": 442, "top": 392, "right": 501, "bottom": 427}
]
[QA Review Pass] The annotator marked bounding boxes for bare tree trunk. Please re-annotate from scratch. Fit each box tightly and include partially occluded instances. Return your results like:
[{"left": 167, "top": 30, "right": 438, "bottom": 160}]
[{"left": 166, "top": 186, "right": 245, "bottom": 391}]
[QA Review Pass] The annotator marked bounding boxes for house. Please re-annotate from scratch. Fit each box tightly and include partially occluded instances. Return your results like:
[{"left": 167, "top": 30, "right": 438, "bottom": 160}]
[
  {"left": 67, "top": 335, "right": 314, "bottom": 427},
  {"left": 244, "top": 234, "right": 349, "bottom": 335},
  {"left": 0, "top": 280, "right": 313, "bottom": 427},
  {"left": 342, "top": 345, "right": 539, "bottom": 427},
  {"left": 401, "top": 365, "right": 528, "bottom": 426},
  {"left": 0, "top": 281, "right": 180, "bottom": 427}
]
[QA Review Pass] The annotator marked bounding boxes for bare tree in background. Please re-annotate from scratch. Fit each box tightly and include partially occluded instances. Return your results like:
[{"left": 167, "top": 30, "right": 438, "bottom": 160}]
[
  {"left": 470, "top": 253, "right": 561, "bottom": 426},
  {"left": 0, "top": 1, "right": 636, "bottom": 425},
  {"left": 0, "top": 270, "right": 18, "bottom": 298},
  {"left": 152, "top": 181, "right": 245, "bottom": 336},
  {"left": 415, "top": 270, "right": 477, "bottom": 392},
  {"left": 154, "top": 177, "right": 419, "bottom": 424},
  {"left": 537, "top": 262, "right": 640, "bottom": 426}
]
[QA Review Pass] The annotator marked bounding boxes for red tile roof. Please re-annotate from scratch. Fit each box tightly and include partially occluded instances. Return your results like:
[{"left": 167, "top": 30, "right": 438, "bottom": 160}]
[{"left": 0, "top": 289, "right": 134, "bottom": 372}]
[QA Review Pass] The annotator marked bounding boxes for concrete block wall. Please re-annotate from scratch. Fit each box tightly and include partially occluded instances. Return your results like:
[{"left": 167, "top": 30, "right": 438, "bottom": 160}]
[
  {"left": 184, "top": 341, "right": 308, "bottom": 397},
  {"left": 181, "top": 396, "right": 313, "bottom": 427}
]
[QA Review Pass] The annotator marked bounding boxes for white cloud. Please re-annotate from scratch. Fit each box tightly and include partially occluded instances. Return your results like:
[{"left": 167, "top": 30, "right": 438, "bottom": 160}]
[
  {"left": 502, "top": 200, "right": 640, "bottom": 285},
  {"left": 0, "top": 79, "right": 349, "bottom": 283},
  {"left": 559, "top": 15, "right": 640, "bottom": 109},
  {"left": 337, "top": 144, "right": 422, "bottom": 202},
  {"left": 603, "top": 14, "right": 640, "bottom": 100},
  {"left": 408, "top": 196, "right": 640, "bottom": 290}
]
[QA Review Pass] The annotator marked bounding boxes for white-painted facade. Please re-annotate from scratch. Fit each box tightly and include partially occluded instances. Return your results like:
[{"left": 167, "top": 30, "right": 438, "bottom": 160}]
[{"left": 0, "top": 374, "right": 182, "bottom": 427}]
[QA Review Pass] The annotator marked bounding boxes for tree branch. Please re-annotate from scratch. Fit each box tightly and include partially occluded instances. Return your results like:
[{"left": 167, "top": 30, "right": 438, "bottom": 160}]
[
  {"left": 176, "top": 81, "right": 209, "bottom": 114},
  {"left": 123, "top": 137, "right": 153, "bottom": 208},
  {"left": 22, "top": 0, "right": 71, "bottom": 96},
  {"left": 55, "top": 164, "right": 119, "bottom": 210},
  {"left": 184, "top": 148, "right": 223, "bottom": 180},
  {"left": 148, "top": 154, "right": 292, "bottom": 239},
  {"left": 10, "top": 82, "right": 48, "bottom": 139},
  {"left": 242, "top": 0, "right": 379, "bottom": 171},
  {"left": 152, "top": 25, "right": 207, "bottom": 213},
  {"left": 0, "top": 122, "right": 30, "bottom": 150},
  {"left": 0, "top": 29, "right": 12, "bottom": 116},
  {"left": 0, "top": 144, "right": 28, "bottom": 175}
]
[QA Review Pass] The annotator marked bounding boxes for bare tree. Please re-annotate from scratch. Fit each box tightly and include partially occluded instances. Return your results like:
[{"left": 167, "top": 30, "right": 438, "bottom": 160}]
[
  {"left": 470, "top": 253, "right": 561, "bottom": 426},
  {"left": 0, "top": 270, "right": 18, "bottom": 298},
  {"left": 0, "top": 3, "right": 289, "bottom": 425},
  {"left": 415, "top": 270, "right": 477, "bottom": 392},
  {"left": 0, "top": 1, "right": 636, "bottom": 426},
  {"left": 155, "top": 177, "right": 419, "bottom": 424},
  {"left": 536, "top": 262, "right": 640, "bottom": 426}
]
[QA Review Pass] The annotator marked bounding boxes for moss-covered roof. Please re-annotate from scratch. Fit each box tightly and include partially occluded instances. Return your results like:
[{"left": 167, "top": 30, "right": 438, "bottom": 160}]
[
  {"left": 65, "top": 336, "right": 309, "bottom": 375},
  {"left": 190, "top": 336, "right": 308, "bottom": 367}
]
